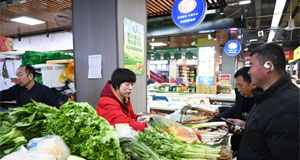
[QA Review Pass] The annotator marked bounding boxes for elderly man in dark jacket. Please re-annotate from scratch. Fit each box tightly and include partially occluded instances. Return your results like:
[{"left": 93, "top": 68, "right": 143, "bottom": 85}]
[
  {"left": 209, "top": 67, "right": 255, "bottom": 157},
  {"left": 230, "top": 43, "right": 299, "bottom": 160}
]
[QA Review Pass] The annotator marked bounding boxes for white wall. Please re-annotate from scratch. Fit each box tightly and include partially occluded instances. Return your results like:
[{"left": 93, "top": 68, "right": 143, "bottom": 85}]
[
  {"left": 169, "top": 60, "right": 177, "bottom": 80},
  {"left": 13, "top": 31, "right": 73, "bottom": 51}
]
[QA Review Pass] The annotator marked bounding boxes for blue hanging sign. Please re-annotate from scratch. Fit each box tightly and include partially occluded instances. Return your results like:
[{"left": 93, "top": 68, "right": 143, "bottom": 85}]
[
  {"left": 172, "top": 0, "right": 207, "bottom": 29},
  {"left": 224, "top": 40, "right": 242, "bottom": 56}
]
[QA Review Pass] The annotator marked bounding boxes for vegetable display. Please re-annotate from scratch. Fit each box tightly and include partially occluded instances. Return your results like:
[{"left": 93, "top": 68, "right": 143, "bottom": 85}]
[
  {"left": 41, "top": 101, "right": 125, "bottom": 160},
  {"left": 119, "top": 137, "right": 162, "bottom": 160},
  {"left": 0, "top": 101, "right": 58, "bottom": 158},
  {"left": 149, "top": 116, "right": 200, "bottom": 144},
  {"left": 138, "top": 129, "right": 221, "bottom": 160}
]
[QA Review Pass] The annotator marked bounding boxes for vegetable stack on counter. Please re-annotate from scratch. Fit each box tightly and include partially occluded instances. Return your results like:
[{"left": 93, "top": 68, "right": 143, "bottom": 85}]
[
  {"left": 137, "top": 128, "right": 222, "bottom": 160},
  {"left": 41, "top": 101, "right": 125, "bottom": 160},
  {"left": 0, "top": 101, "right": 58, "bottom": 158},
  {"left": 1, "top": 101, "right": 232, "bottom": 160}
]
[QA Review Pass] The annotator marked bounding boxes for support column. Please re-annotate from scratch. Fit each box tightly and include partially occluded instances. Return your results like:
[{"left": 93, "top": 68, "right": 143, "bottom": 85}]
[{"left": 72, "top": 0, "right": 147, "bottom": 113}]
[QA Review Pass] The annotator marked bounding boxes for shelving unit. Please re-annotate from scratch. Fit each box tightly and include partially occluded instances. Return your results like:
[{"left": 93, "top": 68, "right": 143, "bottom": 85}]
[{"left": 178, "top": 65, "right": 196, "bottom": 82}]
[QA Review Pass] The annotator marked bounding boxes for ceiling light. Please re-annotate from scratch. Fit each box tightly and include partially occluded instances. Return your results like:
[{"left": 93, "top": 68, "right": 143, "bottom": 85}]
[
  {"left": 250, "top": 39, "right": 258, "bottom": 42},
  {"left": 206, "top": 9, "right": 216, "bottom": 14},
  {"left": 149, "top": 42, "right": 167, "bottom": 47},
  {"left": 11, "top": 16, "right": 45, "bottom": 25},
  {"left": 219, "top": 7, "right": 224, "bottom": 15},
  {"left": 239, "top": 0, "right": 251, "bottom": 5},
  {"left": 208, "top": 34, "right": 212, "bottom": 40},
  {"left": 268, "top": 0, "right": 287, "bottom": 42},
  {"left": 198, "top": 29, "right": 215, "bottom": 34}
]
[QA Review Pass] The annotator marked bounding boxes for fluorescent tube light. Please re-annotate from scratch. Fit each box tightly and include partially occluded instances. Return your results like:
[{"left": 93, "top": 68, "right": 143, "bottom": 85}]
[
  {"left": 198, "top": 29, "right": 215, "bottom": 34},
  {"left": 250, "top": 39, "right": 258, "bottom": 42},
  {"left": 267, "top": 0, "right": 287, "bottom": 42},
  {"left": 149, "top": 42, "right": 167, "bottom": 47},
  {"left": 206, "top": 9, "right": 216, "bottom": 14},
  {"left": 239, "top": 0, "right": 251, "bottom": 5},
  {"left": 11, "top": 16, "right": 45, "bottom": 25}
]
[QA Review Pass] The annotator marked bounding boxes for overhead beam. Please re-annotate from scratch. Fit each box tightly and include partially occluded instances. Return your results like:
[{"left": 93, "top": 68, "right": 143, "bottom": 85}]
[{"left": 255, "top": 0, "right": 261, "bottom": 29}]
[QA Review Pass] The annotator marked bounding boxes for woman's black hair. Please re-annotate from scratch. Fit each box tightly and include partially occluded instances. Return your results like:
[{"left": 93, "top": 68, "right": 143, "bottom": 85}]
[
  {"left": 234, "top": 67, "right": 251, "bottom": 83},
  {"left": 22, "top": 65, "right": 36, "bottom": 78},
  {"left": 111, "top": 68, "right": 136, "bottom": 89}
]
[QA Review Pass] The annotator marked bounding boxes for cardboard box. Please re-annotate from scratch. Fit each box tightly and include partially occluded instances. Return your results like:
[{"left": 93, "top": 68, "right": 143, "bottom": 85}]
[{"left": 0, "top": 36, "right": 13, "bottom": 51}]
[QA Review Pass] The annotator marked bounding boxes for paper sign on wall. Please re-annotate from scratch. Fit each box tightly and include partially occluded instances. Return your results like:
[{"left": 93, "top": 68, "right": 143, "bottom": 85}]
[{"left": 88, "top": 54, "right": 102, "bottom": 79}]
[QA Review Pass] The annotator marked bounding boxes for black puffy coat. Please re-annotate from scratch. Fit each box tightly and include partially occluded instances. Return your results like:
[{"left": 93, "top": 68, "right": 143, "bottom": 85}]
[
  {"left": 238, "top": 75, "right": 300, "bottom": 160},
  {"left": 209, "top": 89, "right": 255, "bottom": 122},
  {"left": 209, "top": 89, "right": 255, "bottom": 154}
]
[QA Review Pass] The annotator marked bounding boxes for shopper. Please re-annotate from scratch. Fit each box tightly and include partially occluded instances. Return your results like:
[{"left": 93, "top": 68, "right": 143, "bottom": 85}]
[
  {"left": 0, "top": 65, "right": 59, "bottom": 108},
  {"left": 237, "top": 43, "right": 300, "bottom": 160},
  {"left": 209, "top": 67, "right": 256, "bottom": 157},
  {"left": 96, "top": 68, "right": 147, "bottom": 131}
]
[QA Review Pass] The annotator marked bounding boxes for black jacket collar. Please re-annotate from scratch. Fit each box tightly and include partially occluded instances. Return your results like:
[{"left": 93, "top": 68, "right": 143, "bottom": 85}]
[{"left": 252, "top": 74, "right": 292, "bottom": 103}]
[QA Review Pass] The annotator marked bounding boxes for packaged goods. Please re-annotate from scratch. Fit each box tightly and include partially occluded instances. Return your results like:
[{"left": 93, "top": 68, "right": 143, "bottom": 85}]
[
  {"left": 1, "top": 146, "right": 56, "bottom": 160},
  {"left": 27, "top": 135, "right": 70, "bottom": 160}
]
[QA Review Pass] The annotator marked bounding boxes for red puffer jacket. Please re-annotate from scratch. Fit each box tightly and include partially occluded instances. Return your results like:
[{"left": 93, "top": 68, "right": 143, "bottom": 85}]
[{"left": 96, "top": 81, "right": 146, "bottom": 131}]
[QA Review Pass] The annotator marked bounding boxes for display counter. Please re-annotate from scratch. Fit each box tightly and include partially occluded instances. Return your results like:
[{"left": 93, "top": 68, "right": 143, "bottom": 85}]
[
  {"left": 148, "top": 91, "right": 235, "bottom": 104},
  {"left": 147, "top": 100, "right": 223, "bottom": 113}
]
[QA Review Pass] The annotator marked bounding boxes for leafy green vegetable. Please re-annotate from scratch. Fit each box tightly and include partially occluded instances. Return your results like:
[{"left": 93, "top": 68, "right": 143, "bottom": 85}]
[
  {"left": 138, "top": 129, "right": 184, "bottom": 160},
  {"left": 0, "top": 100, "right": 58, "bottom": 158},
  {"left": 120, "top": 137, "right": 163, "bottom": 160},
  {"left": 0, "top": 128, "right": 27, "bottom": 158},
  {"left": 138, "top": 129, "right": 221, "bottom": 160},
  {"left": 41, "top": 101, "right": 125, "bottom": 160}
]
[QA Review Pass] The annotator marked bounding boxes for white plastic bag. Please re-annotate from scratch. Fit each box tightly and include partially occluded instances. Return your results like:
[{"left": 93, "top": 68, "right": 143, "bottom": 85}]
[
  {"left": 115, "top": 124, "right": 139, "bottom": 140},
  {"left": 27, "top": 135, "right": 70, "bottom": 160},
  {"left": 1, "top": 146, "right": 57, "bottom": 160},
  {"left": 136, "top": 115, "right": 150, "bottom": 122}
]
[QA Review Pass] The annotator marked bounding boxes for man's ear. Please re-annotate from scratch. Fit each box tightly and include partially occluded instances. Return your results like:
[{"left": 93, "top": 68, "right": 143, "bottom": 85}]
[
  {"left": 264, "top": 61, "right": 274, "bottom": 71},
  {"left": 28, "top": 73, "right": 34, "bottom": 80}
]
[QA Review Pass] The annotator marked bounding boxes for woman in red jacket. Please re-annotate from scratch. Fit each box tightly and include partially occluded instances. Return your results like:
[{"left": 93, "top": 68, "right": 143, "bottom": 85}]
[{"left": 96, "top": 68, "right": 146, "bottom": 131}]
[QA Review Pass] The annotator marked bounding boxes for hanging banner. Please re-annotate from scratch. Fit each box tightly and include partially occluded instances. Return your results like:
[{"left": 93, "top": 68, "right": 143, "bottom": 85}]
[
  {"left": 197, "top": 46, "right": 215, "bottom": 86},
  {"left": 224, "top": 40, "right": 241, "bottom": 56},
  {"left": 172, "top": 0, "right": 207, "bottom": 29},
  {"left": 124, "top": 17, "right": 144, "bottom": 75}
]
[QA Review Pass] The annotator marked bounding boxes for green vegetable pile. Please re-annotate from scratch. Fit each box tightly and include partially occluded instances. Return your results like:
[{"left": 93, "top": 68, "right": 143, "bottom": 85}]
[
  {"left": 138, "top": 129, "right": 221, "bottom": 160},
  {"left": 0, "top": 101, "right": 58, "bottom": 158},
  {"left": 138, "top": 129, "right": 184, "bottom": 160},
  {"left": 120, "top": 137, "right": 163, "bottom": 160},
  {"left": 41, "top": 101, "right": 125, "bottom": 160}
]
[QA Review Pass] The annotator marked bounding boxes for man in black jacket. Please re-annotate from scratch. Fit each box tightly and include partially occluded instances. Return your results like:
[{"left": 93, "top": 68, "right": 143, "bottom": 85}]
[
  {"left": 0, "top": 65, "right": 59, "bottom": 108},
  {"left": 231, "top": 43, "right": 299, "bottom": 160},
  {"left": 209, "top": 67, "right": 255, "bottom": 156}
]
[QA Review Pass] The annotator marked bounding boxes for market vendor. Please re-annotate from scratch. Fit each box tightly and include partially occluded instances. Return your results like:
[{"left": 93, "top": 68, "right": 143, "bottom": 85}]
[
  {"left": 0, "top": 65, "right": 59, "bottom": 108},
  {"left": 96, "top": 68, "right": 147, "bottom": 131},
  {"left": 209, "top": 67, "right": 256, "bottom": 157}
]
